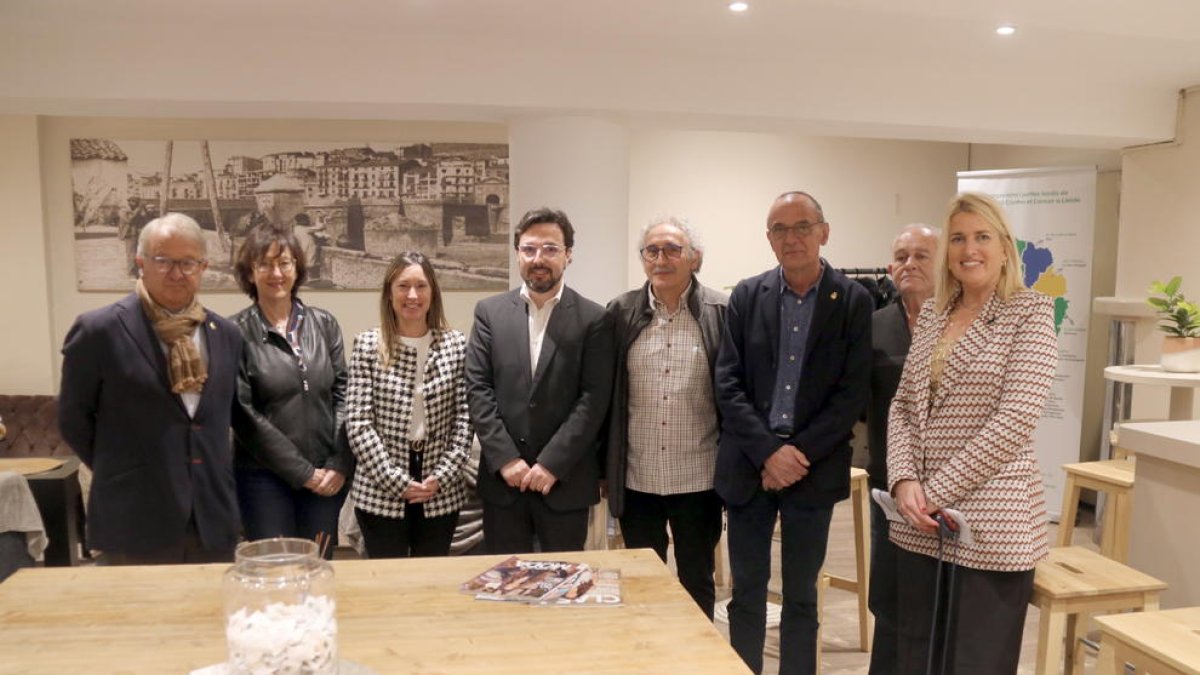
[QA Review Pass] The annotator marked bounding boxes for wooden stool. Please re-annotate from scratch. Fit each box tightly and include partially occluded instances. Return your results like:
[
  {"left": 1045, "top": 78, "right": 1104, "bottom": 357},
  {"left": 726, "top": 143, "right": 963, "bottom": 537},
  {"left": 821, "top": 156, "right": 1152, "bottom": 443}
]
[
  {"left": 822, "top": 467, "right": 872, "bottom": 653},
  {"left": 765, "top": 467, "right": 874, "bottom": 669},
  {"left": 1031, "top": 546, "right": 1166, "bottom": 675},
  {"left": 1057, "top": 459, "right": 1135, "bottom": 561},
  {"left": 1095, "top": 606, "right": 1200, "bottom": 675}
]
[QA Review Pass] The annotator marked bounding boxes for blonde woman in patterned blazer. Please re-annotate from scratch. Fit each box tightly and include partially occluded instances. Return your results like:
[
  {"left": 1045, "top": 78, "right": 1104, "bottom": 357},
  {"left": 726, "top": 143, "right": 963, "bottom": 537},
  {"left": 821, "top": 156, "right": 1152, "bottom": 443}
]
[
  {"left": 347, "top": 252, "right": 471, "bottom": 558},
  {"left": 887, "top": 193, "right": 1058, "bottom": 674}
]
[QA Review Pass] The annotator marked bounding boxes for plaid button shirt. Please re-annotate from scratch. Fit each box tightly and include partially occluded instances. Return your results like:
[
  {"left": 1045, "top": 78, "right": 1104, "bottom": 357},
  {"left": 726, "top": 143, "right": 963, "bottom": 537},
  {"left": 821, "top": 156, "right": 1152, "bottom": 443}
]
[{"left": 625, "top": 286, "right": 719, "bottom": 494}]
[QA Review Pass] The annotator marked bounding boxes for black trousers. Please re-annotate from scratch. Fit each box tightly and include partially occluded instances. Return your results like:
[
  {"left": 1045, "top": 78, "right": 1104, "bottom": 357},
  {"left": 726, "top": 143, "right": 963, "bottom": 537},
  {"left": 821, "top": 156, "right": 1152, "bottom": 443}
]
[
  {"left": 355, "top": 450, "right": 458, "bottom": 559},
  {"left": 868, "top": 500, "right": 901, "bottom": 675},
  {"left": 895, "top": 547, "right": 1034, "bottom": 675},
  {"left": 727, "top": 490, "right": 833, "bottom": 675},
  {"left": 483, "top": 490, "right": 589, "bottom": 554},
  {"left": 619, "top": 488, "right": 724, "bottom": 620},
  {"left": 98, "top": 516, "right": 233, "bottom": 565}
]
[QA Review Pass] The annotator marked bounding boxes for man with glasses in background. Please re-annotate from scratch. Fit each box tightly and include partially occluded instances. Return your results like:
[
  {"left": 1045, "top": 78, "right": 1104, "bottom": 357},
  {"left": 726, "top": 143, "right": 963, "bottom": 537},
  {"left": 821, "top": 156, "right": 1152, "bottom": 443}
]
[
  {"left": 466, "top": 207, "right": 614, "bottom": 553},
  {"left": 715, "top": 191, "right": 872, "bottom": 674},
  {"left": 59, "top": 212, "right": 244, "bottom": 564},
  {"left": 603, "top": 216, "right": 727, "bottom": 619}
]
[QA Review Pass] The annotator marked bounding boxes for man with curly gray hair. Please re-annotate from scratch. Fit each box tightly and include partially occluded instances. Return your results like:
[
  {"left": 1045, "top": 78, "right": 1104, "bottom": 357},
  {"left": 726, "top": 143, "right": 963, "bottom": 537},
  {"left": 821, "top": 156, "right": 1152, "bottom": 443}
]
[{"left": 604, "top": 215, "right": 728, "bottom": 619}]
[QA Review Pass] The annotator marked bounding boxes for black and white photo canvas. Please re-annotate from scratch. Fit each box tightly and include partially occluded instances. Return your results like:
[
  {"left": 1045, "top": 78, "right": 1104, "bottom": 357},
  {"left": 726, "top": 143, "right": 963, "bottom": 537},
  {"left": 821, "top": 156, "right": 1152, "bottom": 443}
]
[{"left": 69, "top": 139, "right": 511, "bottom": 291}]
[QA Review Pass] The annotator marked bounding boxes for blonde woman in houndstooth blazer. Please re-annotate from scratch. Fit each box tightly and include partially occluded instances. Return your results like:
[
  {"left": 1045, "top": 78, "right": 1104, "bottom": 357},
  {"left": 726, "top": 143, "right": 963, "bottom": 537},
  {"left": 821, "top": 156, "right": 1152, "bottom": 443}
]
[
  {"left": 887, "top": 193, "right": 1058, "bottom": 675},
  {"left": 347, "top": 252, "right": 472, "bottom": 558}
]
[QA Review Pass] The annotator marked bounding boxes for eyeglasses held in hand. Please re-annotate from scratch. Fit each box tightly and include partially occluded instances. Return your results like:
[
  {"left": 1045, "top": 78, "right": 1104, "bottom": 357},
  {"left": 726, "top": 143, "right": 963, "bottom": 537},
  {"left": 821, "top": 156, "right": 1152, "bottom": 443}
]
[
  {"left": 639, "top": 243, "right": 686, "bottom": 262},
  {"left": 517, "top": 243, "right": 564, "bottom": 260},
  {"left": 150, "top": 256, "right": 206, "bottom": 276},
  {"left": 768, "top": 221, "right": 826, "bottom": 240},
  {"left": 254, "top": 259, "right": 296, "bottom": 274}
]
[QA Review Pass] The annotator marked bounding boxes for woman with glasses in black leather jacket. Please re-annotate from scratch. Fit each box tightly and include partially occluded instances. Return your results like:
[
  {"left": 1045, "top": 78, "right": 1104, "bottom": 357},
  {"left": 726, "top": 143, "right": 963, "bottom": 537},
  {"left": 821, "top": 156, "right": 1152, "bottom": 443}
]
[{"left": 230, "top": 223, "right": 351, "bottom": 558}]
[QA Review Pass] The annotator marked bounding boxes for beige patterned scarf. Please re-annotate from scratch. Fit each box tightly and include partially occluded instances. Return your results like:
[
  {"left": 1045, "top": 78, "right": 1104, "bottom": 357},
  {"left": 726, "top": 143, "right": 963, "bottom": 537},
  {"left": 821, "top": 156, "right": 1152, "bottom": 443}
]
[{"left": 135, "top": 278, "right": 208, "bottom": 394}]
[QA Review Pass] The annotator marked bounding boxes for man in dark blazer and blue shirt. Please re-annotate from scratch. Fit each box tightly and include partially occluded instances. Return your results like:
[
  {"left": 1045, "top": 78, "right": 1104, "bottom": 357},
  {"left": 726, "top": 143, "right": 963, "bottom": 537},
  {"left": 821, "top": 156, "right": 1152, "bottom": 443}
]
[
  {"left": 466, "top": 208, "right": 614, "bottom": 553},
  {"left": 59, "top": 213, "right": 243, "bottom": 564},
  {"left": 715, "top": 191, "right": 872, "bottom": 675}
]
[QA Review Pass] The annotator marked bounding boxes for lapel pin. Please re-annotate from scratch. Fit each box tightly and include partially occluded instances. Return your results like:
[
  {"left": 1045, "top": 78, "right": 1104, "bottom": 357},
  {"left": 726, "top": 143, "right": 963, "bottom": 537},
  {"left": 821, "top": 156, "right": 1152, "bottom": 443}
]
[
  {"left": 830, "top": 291, "right": 838, "bottom": 300},
  {"left": 208, "top": 321, "right": 216, "bottom": 330}
]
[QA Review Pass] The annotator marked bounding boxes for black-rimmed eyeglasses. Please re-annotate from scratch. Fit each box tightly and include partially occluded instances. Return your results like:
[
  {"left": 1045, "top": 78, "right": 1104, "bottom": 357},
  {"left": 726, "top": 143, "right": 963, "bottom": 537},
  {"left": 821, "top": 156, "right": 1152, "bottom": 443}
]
[{"left": 639, "top": 243, "right": 686, "bottom": 262}]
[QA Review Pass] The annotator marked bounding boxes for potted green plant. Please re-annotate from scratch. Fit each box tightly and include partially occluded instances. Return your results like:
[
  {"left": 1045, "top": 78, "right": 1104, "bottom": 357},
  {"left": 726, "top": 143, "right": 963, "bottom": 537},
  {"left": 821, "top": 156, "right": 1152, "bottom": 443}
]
[{"left": 1147, "top": 276, "right": 1200, "bottom": 372}]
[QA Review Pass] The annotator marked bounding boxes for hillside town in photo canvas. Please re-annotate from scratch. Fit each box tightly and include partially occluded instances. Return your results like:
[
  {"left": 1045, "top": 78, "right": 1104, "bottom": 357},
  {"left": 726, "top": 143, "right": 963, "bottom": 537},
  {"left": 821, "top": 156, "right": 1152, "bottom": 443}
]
[{"left": 69, "top": 139, "right": 511, "bottom": 291}]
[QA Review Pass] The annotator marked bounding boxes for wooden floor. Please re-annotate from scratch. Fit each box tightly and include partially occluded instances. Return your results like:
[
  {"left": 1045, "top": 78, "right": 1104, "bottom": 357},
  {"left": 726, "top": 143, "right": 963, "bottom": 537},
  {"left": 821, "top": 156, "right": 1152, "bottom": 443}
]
[{"left": 703, "top": 499, "right": 1104, "bottom": 675}]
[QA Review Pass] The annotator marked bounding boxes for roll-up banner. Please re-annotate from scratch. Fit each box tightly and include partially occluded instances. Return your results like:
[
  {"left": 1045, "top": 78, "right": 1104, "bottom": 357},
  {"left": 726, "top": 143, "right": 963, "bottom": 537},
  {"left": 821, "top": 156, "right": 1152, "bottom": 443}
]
[{"left": 957, "top": 166, "right": 1097, "bottom": 520}]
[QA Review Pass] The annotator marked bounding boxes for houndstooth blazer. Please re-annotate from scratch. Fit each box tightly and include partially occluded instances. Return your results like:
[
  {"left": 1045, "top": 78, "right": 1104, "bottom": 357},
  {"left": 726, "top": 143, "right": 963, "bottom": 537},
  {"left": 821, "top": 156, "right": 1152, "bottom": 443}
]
[
  {"left": 347, "top": 328, "right": 472, "bottom": 519},
  {"left": 887, "top": 289, "right": 1058, "bottom": 572}
]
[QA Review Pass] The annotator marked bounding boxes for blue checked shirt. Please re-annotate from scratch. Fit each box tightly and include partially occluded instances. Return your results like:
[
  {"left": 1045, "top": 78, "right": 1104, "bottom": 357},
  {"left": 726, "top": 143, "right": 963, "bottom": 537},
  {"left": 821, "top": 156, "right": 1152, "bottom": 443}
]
[{"left": 769, "top": 264, "right": 823, "bottom": 435}]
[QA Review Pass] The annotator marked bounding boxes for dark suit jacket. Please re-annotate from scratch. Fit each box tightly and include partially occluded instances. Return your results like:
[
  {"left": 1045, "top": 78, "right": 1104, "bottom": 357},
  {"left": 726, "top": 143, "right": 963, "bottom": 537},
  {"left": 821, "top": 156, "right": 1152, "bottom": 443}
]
[
  {"left": 867, "top": 300, "right": 911, "bottom": 491},
  {"left": 714, "top": 262, "right": 872, "bottom": 508},
  {"left": 58, "top": 293, "right": 243, "bottom": 555},
  {"left": 466, "top": 286, "right": 614, "bottom": 512}
]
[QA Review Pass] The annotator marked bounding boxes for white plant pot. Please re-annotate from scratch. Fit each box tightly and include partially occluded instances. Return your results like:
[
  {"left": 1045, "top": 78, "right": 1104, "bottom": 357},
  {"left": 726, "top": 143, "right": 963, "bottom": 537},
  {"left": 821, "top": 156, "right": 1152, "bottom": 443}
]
[{"left": 1160, "top": 336, "right": 1200, "bottom": 373}]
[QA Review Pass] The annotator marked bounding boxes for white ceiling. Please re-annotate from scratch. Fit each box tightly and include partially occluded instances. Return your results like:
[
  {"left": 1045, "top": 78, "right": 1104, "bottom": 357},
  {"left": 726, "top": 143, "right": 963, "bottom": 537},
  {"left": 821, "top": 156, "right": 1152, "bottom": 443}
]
[{"left": 3, "top": 0, "right": 1200, "bottom": 148}]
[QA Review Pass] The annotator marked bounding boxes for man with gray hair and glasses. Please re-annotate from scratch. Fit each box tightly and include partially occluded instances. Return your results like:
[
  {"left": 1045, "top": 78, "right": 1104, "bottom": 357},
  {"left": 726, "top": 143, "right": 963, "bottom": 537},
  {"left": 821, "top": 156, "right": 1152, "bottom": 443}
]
[
  {"left": 603, "top": 216, "right": 728, "bottom": 619},
  {"left": 716, "top": 191, "right": 872, "bottom": 674},
  {"left": 59, "top": 212, "right": 244, "bottom": 564}
]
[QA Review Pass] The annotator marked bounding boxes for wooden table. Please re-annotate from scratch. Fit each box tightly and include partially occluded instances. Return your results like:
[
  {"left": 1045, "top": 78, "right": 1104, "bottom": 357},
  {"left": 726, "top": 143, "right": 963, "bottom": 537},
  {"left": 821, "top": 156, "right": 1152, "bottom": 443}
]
[
  {"left": 0, "top": 548, "right": 748, "bottom": 674},
  {"left": 0, "top": 457, "right": 81, "bottom": 567},
  {"left": 1095, "top": 606, "right": 1200, "bottom": 675}
]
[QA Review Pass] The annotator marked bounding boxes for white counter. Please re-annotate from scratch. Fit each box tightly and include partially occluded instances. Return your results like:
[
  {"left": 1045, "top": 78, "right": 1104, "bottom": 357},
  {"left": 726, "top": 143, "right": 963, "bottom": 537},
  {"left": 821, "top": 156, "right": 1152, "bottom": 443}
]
[{"left": 1120, "top": 420, "right": 1200, "bottom": 609}]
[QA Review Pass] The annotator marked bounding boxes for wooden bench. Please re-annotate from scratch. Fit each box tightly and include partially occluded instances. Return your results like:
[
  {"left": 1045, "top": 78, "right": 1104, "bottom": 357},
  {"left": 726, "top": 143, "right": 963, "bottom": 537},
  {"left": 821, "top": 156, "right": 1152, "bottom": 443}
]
[{"left": 1032, "top": 546, "right": 1166, "bottom": 675}]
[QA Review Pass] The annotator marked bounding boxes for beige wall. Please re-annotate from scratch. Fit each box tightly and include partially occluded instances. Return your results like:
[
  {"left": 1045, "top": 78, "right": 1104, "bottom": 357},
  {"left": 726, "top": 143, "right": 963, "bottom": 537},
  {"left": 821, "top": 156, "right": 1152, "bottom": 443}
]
[
  {"left": 626, "top": 130, "right": 968, "bottom": 291},
  {"left": 1116, "top": 87, "right": 1200, "bottom": 419},
  {"left": 0, "top": 116, "right": 55, "bottom": 394},
  {"left": 1, "top": 114, "right": 1135, "bottom": 452}
]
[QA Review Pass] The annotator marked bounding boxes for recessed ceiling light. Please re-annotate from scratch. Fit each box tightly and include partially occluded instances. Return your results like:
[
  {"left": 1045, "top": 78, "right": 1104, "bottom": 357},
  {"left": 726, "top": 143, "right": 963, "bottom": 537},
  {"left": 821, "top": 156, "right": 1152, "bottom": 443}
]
[
  {"left": 996, "top": 25, "right": 1016, "bottom": 36},
  {"left": 729, "top": 2, "right": 749, "bottom": 12}
]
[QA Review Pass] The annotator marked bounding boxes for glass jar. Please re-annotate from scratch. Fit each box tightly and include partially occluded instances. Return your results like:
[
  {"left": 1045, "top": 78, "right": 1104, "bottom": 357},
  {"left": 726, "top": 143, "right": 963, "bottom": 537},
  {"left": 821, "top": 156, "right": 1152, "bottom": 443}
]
[{"left": 222, "top": 537, "right": 338, "bottom": 674}]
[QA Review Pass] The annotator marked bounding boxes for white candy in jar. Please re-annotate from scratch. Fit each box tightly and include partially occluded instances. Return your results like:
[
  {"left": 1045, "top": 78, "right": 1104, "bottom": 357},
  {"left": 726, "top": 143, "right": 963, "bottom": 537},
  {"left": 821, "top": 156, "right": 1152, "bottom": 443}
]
[{"left": 226, "top": 595, "right": 338, "bottom": 675}]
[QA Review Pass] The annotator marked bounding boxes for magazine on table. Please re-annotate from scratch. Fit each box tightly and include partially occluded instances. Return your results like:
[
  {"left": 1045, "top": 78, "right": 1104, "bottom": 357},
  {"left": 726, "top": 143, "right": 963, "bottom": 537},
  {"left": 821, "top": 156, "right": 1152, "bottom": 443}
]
[
  {"left": 460, "top": 557, "right": 622, "bottom": 606},
  {"left": 459, "top": 556, "right": 586, "bottom": 603},
  {"left": 539, "top": 568, "right": 622, "bottom": 607}
]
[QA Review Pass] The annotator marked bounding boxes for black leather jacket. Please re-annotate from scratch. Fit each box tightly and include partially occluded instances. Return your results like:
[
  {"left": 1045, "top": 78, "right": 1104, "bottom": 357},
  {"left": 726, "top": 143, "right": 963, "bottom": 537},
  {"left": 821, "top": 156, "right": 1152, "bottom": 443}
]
[
  {"left": 603, "top": 277, "right": 728, "bottom": 518},
  {"left": 231, "top": 302, "right": 351, "bottom": 487}
]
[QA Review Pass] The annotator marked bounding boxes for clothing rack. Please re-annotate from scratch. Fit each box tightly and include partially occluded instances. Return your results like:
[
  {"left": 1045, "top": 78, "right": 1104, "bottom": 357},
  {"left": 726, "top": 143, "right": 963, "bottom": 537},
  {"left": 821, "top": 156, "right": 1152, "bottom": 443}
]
[
  {"left": 837, "top": 267, "right": 889, "bottom": 276},
  {"left": 836, "top": 267, "right": 898, "bottom": 310}
]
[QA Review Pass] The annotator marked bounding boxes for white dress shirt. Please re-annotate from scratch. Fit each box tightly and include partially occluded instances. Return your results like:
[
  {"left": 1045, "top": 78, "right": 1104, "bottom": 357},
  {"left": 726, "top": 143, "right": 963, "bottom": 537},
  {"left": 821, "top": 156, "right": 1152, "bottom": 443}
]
[{"left": 520, "top": 283, "right": 565, "bottom": 376}]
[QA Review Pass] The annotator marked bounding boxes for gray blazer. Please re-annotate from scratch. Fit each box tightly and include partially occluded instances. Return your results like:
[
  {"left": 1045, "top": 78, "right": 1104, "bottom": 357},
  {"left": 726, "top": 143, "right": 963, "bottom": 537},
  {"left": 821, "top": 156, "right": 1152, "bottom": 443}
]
[{"left": 466, "top": 286, "right": 614, "bottom": 512}]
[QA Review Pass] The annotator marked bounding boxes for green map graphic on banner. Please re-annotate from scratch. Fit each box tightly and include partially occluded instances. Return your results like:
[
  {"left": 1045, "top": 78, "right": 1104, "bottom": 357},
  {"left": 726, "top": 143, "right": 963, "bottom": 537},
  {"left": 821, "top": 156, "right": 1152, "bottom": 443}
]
[{"left": 1017, "top": 239, "right": 1068, "bottom": 334}]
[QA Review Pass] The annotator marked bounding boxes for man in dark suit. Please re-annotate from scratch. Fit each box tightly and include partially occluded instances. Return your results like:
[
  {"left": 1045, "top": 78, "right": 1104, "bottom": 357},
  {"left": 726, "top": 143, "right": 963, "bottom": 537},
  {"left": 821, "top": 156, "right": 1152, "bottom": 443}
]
[
  {"left": 715, "top": 191, "right": 872, "bottom": 675},
  {"left": 59, "top": 212, "right": 243, "bottom": 564},
  {"left": 866, "top": 223, "right": 938, "bottom": 674},
  {"left": 466, "top": 207, "right": 614, "bottom": 553}
]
